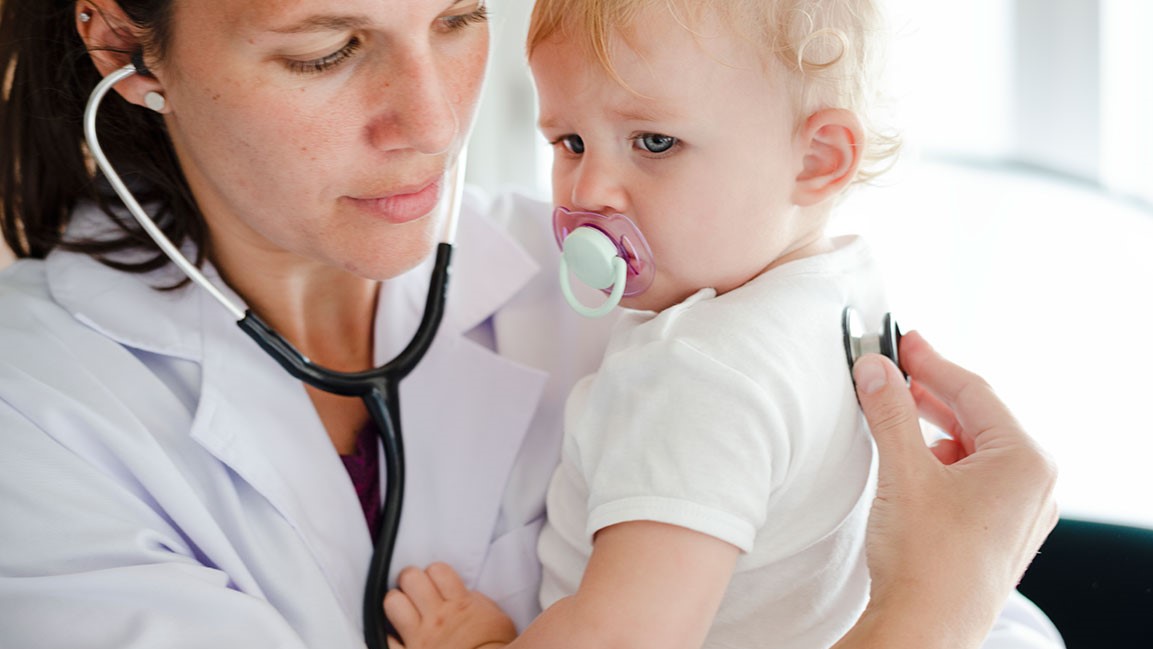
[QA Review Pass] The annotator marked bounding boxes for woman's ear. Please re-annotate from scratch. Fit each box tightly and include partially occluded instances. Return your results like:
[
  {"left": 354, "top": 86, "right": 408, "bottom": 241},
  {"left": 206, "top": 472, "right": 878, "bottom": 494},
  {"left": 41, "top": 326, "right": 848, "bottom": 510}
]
[
  {"left": 76, "top": 1, "right": 168, "bottom": 113},
  {"left": 791, "top": 108, "right": 864, "bottom": 207}
]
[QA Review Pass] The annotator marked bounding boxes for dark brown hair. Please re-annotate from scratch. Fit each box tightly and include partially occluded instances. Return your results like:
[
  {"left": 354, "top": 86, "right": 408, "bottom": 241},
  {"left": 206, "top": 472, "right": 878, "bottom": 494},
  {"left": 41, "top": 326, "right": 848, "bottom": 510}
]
[{"left": 0, "top": 0, "right": 206, "bottom": 277}]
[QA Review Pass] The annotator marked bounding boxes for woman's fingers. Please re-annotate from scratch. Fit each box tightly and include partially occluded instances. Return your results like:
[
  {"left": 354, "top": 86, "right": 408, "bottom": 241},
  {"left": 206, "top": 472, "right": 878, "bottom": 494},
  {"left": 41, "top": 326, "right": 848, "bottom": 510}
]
[
  {"left": 909, "top": 379, "right": 962, "bottom": 438},
  {"left": 899, "top": 332, "right": 1019, "bottom": 448},
  {"left": 852, "top": 352, "right": 933, "bottom": 477},
  {"left": 928, "top": 437, "right": 964, "bottom": 465}
]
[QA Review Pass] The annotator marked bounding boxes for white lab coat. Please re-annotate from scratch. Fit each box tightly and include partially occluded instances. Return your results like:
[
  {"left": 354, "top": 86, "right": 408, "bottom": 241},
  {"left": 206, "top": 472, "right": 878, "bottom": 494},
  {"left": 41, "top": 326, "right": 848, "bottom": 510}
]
[
  {"left": 0, "top": 190, "right": 612, "bottom": 648},
  {"left": 0, "top": 190, "right": 1060, "bottom": 648}
]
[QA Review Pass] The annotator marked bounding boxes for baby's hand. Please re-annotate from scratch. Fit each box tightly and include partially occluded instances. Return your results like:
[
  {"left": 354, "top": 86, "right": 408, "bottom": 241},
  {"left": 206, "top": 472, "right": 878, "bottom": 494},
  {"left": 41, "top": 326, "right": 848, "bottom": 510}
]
[{"left": 384, "top": 562, "right": 517, "bottom": 649}]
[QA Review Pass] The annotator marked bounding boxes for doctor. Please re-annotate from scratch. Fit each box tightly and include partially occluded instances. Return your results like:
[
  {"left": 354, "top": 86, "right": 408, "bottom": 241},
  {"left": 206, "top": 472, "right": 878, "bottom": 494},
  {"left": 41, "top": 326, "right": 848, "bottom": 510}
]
[{"left": 0, "top": 0, "right": 1057, "bottom": 648}]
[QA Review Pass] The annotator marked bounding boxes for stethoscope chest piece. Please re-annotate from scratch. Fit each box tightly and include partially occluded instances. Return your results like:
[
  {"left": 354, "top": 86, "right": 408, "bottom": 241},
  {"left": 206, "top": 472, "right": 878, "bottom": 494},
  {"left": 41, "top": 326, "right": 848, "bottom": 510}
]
[{"left": 842, "top": 307, "right": 904, "bottom": 377}]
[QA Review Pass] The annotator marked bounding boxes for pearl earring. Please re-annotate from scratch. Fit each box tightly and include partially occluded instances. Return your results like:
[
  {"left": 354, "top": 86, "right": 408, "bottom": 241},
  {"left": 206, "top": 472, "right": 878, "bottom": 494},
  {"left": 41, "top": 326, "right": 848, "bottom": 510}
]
[
  {"left": 79, "top": 11, "right": 92, "bottom": 23},
  {"left": 144, "top": 91, "right": 166, "bottom": 113}
]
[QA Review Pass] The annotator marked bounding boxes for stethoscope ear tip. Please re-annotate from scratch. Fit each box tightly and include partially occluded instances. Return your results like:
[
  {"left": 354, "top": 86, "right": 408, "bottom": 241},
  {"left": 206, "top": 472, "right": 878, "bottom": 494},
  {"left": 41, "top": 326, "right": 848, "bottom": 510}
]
[
  {"left": 129, "top": 50, "right": 153, "bottom": 77},
  {"left": 842, "top": 306, "right": 905, "bottom": 379}
]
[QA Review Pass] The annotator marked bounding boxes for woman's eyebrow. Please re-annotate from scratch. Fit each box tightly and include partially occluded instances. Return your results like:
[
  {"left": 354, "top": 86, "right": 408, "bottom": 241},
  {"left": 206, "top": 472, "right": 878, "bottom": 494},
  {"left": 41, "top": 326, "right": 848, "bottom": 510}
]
[
  {"left": 269, "top": 14, "right": 373, "bottom": 34},
  {"left": 266, "top": 1, "right": 477, "bottom": 35}
]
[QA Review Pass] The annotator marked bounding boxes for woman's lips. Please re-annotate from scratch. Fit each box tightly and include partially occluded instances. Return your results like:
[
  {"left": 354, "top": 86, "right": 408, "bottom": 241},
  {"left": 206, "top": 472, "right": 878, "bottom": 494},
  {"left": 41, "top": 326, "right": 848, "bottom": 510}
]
[{"left": 345, "top": 179, "right": 441, "bottom": 224}]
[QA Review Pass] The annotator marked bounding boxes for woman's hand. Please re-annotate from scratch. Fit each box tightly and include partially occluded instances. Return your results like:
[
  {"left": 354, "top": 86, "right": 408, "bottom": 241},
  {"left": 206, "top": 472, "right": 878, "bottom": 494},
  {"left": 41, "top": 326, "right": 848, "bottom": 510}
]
[
  {"left": 837, "top": 331, "right": 1059, "bottom": 649},
  {"left": 384, "top": 563, "right": 517, "bottom": 649}
]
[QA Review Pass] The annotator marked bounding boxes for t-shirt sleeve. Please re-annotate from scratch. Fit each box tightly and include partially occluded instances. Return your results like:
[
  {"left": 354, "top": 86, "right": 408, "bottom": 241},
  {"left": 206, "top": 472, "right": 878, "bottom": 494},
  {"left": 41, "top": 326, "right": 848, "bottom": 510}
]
[{"left": 568, "top": 339, "right": 788, "bottom": 553}]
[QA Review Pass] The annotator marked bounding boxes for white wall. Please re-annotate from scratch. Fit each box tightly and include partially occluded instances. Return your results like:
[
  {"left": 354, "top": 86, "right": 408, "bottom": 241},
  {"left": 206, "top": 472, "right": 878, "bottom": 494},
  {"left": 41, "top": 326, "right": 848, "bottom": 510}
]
[{"left": 466, "top": 0, "right": 545, "bottom": 197}]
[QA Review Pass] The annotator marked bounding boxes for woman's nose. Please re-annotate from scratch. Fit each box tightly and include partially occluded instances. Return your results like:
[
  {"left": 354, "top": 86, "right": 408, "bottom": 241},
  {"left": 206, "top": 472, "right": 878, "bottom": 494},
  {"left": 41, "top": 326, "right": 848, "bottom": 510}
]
[
  {"left": 569, "top": 153, "right": 628, "bottom": 214},
  {"left": 365, "top": 45, "right": 459, "bottom": 155}
]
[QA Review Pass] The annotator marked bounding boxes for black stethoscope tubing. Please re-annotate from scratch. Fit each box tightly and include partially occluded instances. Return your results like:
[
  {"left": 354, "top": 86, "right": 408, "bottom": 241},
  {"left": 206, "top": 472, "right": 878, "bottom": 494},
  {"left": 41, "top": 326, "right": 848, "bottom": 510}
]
[
  {"left": 84, "top": 59, "right": 458, "bottom": 649},
  {"left": 237, "top": 248, "right": 452, "bottom": 649}
]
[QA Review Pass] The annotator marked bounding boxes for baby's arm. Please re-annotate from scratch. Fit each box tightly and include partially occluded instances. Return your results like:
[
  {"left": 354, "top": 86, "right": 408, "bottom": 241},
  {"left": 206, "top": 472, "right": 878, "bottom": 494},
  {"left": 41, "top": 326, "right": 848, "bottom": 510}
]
[{"left": 388, "top": 520, "right": 739, "bottom": 649}]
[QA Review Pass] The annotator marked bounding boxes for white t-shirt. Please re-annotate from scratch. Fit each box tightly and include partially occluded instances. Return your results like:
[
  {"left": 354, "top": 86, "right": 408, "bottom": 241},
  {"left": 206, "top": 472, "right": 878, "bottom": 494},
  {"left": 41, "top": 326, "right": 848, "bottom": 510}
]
[{"left": 539, "top": 236, "right": 883, "bottom": 649}]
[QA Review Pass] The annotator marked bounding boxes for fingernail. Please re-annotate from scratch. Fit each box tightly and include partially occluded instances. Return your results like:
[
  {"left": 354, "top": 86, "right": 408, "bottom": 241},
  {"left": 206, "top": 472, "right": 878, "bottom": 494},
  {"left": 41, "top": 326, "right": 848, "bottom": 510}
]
[{"left": 854, "top": 356, "right": 889, "bottom": 395}]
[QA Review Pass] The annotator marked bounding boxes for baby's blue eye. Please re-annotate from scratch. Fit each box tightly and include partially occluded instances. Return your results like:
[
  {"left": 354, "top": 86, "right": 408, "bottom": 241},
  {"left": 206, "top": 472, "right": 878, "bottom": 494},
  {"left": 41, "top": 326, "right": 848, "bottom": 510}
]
[
  {"left": 560, "top": 135, "right": 585, "bottom": 154},
  {"left": 635, "top": 133, "right": 677, "bottom": 154}
]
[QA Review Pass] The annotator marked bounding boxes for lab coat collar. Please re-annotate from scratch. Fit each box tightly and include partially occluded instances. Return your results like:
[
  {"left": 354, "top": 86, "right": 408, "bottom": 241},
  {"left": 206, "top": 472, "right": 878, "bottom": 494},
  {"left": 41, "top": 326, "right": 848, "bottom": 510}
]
[
  {"left": 45, "top": 197, "right": 548, "bottom": 623},
  {"left": 373, "top": 188, "right": 540, "bottom": 353},
  {"left": 45, "top": 206, "right": 226, "bottom": 360}
]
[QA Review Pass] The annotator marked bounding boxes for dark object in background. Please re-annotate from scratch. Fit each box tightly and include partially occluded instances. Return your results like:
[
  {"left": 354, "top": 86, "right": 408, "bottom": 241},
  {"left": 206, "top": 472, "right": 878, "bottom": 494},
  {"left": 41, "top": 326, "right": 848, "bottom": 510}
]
[{"left": 1017, "top": 518, "right": 1153, "bottom": 648}]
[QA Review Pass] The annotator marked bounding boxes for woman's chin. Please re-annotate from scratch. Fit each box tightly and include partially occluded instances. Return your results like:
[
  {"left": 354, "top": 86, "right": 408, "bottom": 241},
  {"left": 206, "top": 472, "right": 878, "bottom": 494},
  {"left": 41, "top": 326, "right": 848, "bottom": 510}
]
[{"left": 338, "top": 223, "right": 441, "bottom": 281}]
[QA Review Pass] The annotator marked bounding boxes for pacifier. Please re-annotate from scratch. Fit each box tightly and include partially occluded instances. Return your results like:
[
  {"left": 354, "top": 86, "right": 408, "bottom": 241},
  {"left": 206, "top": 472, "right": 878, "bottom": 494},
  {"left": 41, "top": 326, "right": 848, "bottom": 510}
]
[{"left": 552, "top": 207, "right": 656, "bottom": 318}]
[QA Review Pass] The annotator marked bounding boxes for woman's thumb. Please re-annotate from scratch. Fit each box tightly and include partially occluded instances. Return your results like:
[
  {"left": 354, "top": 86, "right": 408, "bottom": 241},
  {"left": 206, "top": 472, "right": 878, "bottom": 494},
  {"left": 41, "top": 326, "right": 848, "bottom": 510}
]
[{"left": 853, "top": 353, "right": 927, "bottom": 474}]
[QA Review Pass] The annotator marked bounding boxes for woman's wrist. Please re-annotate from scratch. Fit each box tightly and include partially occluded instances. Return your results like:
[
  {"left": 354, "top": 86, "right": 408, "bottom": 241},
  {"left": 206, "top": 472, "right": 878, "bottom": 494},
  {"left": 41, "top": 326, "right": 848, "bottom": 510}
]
[{"left": 833, "top": 586, "right": 999, "bottom": 649}]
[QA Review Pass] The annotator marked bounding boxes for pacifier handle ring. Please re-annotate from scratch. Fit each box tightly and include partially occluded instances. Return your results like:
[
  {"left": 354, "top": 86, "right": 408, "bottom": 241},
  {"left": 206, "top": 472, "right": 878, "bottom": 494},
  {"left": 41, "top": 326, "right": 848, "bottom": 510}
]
[{"left": 559, "top": 256, "right": 628, "bottom": 318}]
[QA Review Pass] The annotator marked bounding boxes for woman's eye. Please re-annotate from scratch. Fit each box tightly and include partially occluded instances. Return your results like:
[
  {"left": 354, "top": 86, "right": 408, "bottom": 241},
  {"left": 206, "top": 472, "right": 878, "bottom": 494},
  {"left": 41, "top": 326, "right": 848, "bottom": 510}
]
[
  {"left": 440, "top": 2, "right": 489, "bottom": 32},
  {"left": 556, "top": 135, "right": 585, "bottom": 155},
  {"left": 287, "top": 38, "right": 361, "bottom": 75},
  {"left": 634, "top": 133, "right": 678, "bottom": 154}
]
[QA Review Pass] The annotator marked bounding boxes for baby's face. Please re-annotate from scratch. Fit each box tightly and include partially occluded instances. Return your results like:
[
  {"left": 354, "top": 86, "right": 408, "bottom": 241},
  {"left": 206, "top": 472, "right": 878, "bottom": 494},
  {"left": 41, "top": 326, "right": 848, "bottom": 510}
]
[{"left": 530, "top": 4, "right": 828, "bottom": 312}]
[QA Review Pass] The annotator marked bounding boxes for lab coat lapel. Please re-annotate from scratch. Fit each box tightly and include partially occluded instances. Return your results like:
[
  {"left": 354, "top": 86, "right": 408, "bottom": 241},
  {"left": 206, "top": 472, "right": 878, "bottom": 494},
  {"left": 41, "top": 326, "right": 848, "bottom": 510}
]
[
  {"left": 191, "top": 285, "right": 373, "bottom": 623},
  {"left": 374, "top": 201, "right": 548, "bottom": 588},
  {"left": 46, "top": 230, "right": 373, "bottom": 625}
]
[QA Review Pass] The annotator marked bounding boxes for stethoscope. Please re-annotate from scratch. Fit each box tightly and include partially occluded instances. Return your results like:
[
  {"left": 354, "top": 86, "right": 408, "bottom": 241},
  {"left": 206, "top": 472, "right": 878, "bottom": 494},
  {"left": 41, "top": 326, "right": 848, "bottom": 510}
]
[
  {"left": 84, "top": 56, "right": 462, "bottom": 649},
  {"left": 842, "top": 307, "right": 904, "bottom": 378},
  {"left": 553, "top": 209, "right": 904, "bottom": 373}
]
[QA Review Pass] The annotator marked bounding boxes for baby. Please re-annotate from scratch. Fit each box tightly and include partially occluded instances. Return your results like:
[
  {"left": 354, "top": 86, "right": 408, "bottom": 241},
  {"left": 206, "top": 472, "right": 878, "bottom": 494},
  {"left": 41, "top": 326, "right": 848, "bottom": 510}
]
[{"left": 387, "top": 1, "right": 898, "bottom": 647}]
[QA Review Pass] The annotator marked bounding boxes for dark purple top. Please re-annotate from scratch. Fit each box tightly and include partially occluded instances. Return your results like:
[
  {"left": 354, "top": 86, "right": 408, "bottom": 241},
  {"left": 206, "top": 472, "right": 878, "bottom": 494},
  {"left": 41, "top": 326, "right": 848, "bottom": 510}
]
[{"left": 340, "top": 423, "right": 382, "bottom": 543}]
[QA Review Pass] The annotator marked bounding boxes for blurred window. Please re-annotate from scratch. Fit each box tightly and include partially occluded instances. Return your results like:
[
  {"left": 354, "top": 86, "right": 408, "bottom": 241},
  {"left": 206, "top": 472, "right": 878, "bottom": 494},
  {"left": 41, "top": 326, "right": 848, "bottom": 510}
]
[{"left": 888, "top": 0, "right": 1152, "bottom": 207}]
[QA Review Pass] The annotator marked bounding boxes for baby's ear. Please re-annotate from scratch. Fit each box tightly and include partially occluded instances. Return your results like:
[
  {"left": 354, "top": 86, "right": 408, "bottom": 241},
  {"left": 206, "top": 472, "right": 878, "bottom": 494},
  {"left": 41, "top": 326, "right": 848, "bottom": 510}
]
[{"left": 791, "top": 108, "right": 864, "bottom": 206}]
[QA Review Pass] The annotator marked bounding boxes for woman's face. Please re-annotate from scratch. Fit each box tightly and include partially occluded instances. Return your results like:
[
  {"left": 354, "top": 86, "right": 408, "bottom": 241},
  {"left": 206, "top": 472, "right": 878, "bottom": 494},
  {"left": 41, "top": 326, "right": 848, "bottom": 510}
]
[{"left": 152, "top": 0, "right": 489, "bottom": 280}]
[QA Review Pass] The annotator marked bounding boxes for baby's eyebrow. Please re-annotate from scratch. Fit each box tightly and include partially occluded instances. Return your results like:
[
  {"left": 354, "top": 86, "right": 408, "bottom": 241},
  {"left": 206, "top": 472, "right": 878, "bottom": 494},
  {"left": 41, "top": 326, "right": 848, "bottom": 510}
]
[
  {"left": 536, "top": 102, "right": 679, "bottom": 131},
  {"left": 609, "top": 102, "right": 678, "bottom": 123}
]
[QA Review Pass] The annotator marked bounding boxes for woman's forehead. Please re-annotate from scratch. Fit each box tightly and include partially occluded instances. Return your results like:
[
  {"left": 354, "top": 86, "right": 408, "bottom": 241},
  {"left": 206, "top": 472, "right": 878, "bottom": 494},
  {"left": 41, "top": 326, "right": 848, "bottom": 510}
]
[{"left": 171, "top": 0, "right": 473, "bottom": 33}]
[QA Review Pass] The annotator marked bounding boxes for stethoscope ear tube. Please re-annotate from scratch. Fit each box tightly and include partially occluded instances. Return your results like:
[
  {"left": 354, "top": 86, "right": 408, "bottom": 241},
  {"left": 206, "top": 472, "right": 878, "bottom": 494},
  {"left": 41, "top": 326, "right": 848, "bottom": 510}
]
[
  {"left": 439, "top": 148, "right": 466, "bottom": 246},
  {"left": 84, "top": 64, "right": 247, "bottom": 321}
]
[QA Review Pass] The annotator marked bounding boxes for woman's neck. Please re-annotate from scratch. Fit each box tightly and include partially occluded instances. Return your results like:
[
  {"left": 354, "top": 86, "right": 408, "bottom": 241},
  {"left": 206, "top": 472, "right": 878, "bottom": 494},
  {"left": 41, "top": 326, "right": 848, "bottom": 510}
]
[
  {"left": 210, "top": 238, "right": 380, "bottom": 455},
  {"left": 210, "top": 234, "right": 379, "bottom": 373}
]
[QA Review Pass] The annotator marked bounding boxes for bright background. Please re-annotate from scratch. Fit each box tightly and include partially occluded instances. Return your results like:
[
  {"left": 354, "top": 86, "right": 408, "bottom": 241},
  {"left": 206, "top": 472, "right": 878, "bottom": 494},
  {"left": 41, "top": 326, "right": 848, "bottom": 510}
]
[{"left": 3, "top": 1, "right": 1150, "bottom": 527}]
